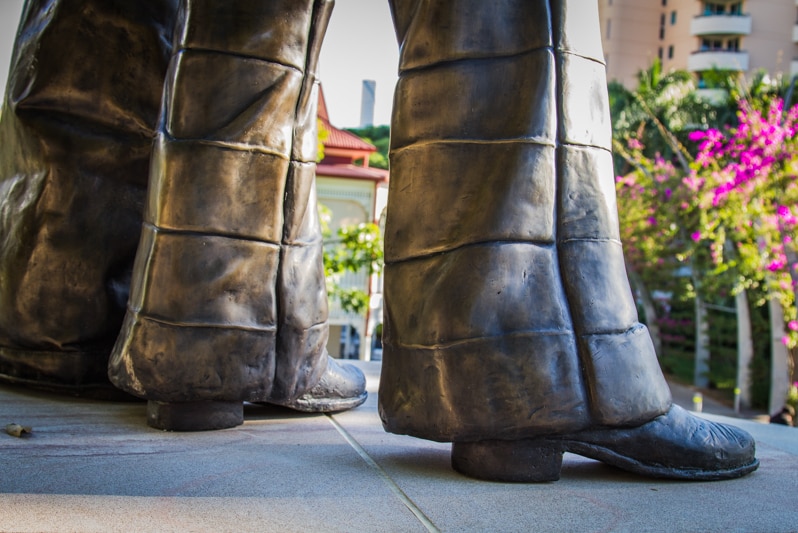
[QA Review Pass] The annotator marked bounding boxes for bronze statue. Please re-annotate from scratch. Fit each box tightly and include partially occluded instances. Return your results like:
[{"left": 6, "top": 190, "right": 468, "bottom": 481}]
[
  {"left": 0, "top": 0, "right": 757, "bottom": 481},
  {"left": 380, "top": 0, "right": 757, "bottom": 482},
  {"left": 0, "top": 0, "right": 366, "bottom": 430}
]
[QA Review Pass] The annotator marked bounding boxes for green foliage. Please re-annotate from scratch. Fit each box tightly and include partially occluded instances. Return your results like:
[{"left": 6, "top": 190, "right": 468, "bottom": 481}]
[
  {"left": 318, "top": 204, "right": 384, "bottom": 316},
  {"left": 698, "top": 68, "right": 798, "bottom": 125},
  {"left": 317, "top": 119, "right": 329, "bottom": 163},
  {"left": 367, "top": 151, "right": 389, "bottom": 170},
  {"left": 324, "top": 223, "right": 384, "bottom": 278},
  {"left": 657, "top": 279, "right": 697, "bottom": 383},
  {"left": 610, "top": 59, "right": 715, "bottom": 173},
  {"left": 346, "top": 124, "right": 390, "bottom": 141},
  {"left": 346, "top": 125, "right": 390, "bottom": 170},
  {"left": 787, "top": 382, "right": 798, "bottom": 412},
  {"left": 729, "top": 69, "right": 792, "bottom": 110},
  {"left": 614, "top": 62, "right": 798, "bottom": 405},
  {"left": 686, "top": 99, "right": 798, "bottom": 347},
  {"left": 706, "top": 305, "right": 738, "bottom": 391}
]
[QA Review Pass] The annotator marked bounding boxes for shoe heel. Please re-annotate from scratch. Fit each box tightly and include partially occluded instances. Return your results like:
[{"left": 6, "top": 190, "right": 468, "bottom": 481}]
[
  {"left": 147, "top": 400, "right": 243, "bottom": 431},
  {"left": 452, "top": 439, "right": 563, "bottom": 482}
]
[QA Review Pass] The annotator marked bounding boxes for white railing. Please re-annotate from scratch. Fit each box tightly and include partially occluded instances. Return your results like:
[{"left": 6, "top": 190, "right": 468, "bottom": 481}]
[
  {"left": 691, "top": 14, "right": 752, "bottom": 36},
  {"left": 688, "top": 50, "right": 749, "bottom": 72}
]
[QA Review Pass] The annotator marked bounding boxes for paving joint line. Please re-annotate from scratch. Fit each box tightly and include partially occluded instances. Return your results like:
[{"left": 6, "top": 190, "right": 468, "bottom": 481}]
[{"left": 325, "top": 413, "right": 440, "bottom": 533}]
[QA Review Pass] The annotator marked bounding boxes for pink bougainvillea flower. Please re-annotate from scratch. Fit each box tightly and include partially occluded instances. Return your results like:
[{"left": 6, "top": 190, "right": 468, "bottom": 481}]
[
  {"left": 682, "top": 174, "right": 705, "bottom": 192},
  {"left": 767, "top": 257, "right": 787, "bottom": 272},
  {"left": 688, "top": 130, "right": 705, "bottom": 142},
  {"left": 627, "top": 138, "right": 643, "bottom": 150},
  {"left": 777, "top": 205, "right": 798, "bottom": 226}
]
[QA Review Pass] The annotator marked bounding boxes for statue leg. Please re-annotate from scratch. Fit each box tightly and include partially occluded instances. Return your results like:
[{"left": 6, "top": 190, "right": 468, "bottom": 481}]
[
  {"left": 107, "top": 0, "right": 366, "bottom": 430},
  {"left": 0, "top": 0, "right": 179, "bottom": 397},
  {"left": 381, "top": 0, "right": 757, "bottom": 481}
]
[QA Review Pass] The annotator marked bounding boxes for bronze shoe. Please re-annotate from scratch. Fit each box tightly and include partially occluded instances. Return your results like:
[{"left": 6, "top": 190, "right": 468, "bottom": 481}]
[
  {"left": 452, "top": 405, "right": 758, "bottom": 482},
  {"left": 266, "top": 356, "right": 367, "bottom": 413},
  {"left": 146, "top": 356, "right": 367, "bottom": 431}
]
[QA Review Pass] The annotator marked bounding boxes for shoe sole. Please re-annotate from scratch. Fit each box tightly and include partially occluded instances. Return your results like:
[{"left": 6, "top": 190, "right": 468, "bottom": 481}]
[
  {"left": 270, "top": 391, "right": 368, "bottom": 413},
  {"left": 452, "top": 438, "right": 760, "bottom": 482},
  {"left": 562, "top": 440, "right": 760, "bottom": 481}
]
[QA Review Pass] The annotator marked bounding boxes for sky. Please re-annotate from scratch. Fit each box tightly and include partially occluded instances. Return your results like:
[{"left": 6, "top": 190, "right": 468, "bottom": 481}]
[
  {"left": 0, "top": 0, "right": 22, "bottom": 92},
  {"left": 0, "top": 0, "right": 400, "bottom": 128},
  {"left": 319, "top": 0, "right": 399, "bottom": 127}
]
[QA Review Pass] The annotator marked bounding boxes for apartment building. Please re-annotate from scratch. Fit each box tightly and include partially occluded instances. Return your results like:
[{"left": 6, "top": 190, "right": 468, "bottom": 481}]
[{"left": 599, "top": 0, "right": 798, "bottom": 87}]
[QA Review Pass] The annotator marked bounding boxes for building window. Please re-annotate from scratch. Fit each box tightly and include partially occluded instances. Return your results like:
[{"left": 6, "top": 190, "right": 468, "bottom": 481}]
[
  {"left": 701, "top": 38, "right": 723, "bottom": 51},
  {"left": 701, "top": 38, "right": 738, "bottom": 52},
  {"left": 662, "top": 0, "right": 667, "bottom": 5},
  {"left": 703, "top": 2, "right": 743, "bottom": 16},
  {"left": 671, "top": 11, "right": 677, "bottom": 25},
  {"left": 668, "top": 45, "right": 674, "bottom": 59},
  {"left": 659, "top": 13, "right": 666, "bottom": 40},
  {"left": 658, "top": 47, "right": 664, "bottom": 60}
]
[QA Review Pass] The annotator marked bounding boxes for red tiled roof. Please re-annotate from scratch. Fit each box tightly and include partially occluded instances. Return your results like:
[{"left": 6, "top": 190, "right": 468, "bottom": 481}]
[
  {"left": 320, "top": 119, "right": 377, "bottom": 152},
  {"left": 318, "top": 86, "right": 376, "bottom": 153},
  {"left": 316, "top": 163, "right": 388, "bottom": 182},
  {"left": 318, "top": 84, "right": 331, "bottom": 121}
]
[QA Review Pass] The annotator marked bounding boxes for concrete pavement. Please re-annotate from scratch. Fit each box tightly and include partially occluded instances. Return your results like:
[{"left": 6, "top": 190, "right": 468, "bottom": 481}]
[{"left": 1, "top": 361, "right": 796, "bottom": 533}]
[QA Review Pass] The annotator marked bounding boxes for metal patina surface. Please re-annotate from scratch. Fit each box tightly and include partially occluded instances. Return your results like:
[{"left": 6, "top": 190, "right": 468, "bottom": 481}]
[{"left": 0, "top": 0, "right": 366, "bottom": 428}]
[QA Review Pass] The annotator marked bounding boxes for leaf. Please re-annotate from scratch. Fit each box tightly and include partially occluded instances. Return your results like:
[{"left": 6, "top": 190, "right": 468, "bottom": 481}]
[{"left": 5, "top": 423, "right": 32, "bottom": 437}]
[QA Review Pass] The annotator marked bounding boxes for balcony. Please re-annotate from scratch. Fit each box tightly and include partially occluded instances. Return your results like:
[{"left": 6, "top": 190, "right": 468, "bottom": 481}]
[
  {"left": 688, "top": 50, "right": 749, "bottom": 72},
  {"left": 691, "top": 14, "right": 752, "bottom": 36}
]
